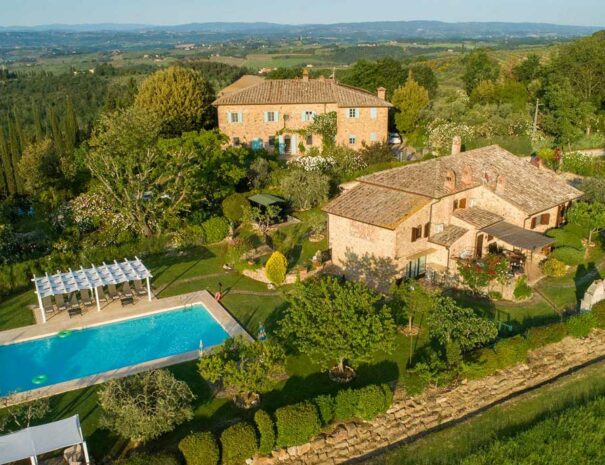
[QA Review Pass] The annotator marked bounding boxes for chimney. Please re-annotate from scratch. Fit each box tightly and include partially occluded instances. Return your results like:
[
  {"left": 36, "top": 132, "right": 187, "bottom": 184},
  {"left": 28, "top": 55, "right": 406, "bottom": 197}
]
[
  {"left": 451, "top": 135, "right": 462, "bottom": 156},
  {"left": 461, "top": 165, "right": 473, "bottom": 186},
  {"left": 302, "top": 69, "right": 309, "bottom": 82},
  {"left": 496, "top": 175, "right": 506, "bottom": 194},
  {"left": 377, "top": 87, "right": 386, "bottom": 100},
  {"left": 445, "top": 169, "right": 457, "bottom": 192}
]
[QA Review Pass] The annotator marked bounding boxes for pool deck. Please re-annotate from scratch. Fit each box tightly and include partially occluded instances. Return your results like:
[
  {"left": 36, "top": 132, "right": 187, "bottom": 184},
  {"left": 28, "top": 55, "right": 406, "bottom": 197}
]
[
  {"left": 0, "top": 290, "right": 252, "bottom": 405},
  {"left": 0, "top": 290, "right": 251, "bottom": 345}
]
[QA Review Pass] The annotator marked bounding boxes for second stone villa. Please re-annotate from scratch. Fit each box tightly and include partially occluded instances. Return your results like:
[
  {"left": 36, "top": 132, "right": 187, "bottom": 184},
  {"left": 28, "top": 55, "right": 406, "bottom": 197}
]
[
  {"left": 213, "top": 70, "right": 392, "bottom": 155},
  {"left": 323, "top": 144, "right": 583, "bottom": 284}
]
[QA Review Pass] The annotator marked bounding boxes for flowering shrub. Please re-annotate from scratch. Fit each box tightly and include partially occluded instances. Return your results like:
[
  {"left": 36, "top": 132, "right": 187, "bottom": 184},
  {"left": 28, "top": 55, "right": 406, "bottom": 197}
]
[
  {"left": 457, "top": 253, "right": 510, "bottom": 292},
  {"left": 427, "top": 119, "right": 476, "bottom": 155},
  {"left": 287, "top": 156, "right": 335, "bottom": 173},
  {"left": 561, "top": 152, "right": 605, "bottom": 177}
]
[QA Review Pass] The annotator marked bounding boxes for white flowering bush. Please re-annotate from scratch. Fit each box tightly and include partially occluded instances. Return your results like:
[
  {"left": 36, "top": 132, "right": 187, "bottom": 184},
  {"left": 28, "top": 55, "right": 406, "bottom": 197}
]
[
  {"left": 288, "top": 156, "right": 336, "bottom": 173},
  {"left": 57, "top": 192, "right": 133, "bottom": 235},
  {"left": 427, "top": 119, "right": 476, "bottom": 155}
]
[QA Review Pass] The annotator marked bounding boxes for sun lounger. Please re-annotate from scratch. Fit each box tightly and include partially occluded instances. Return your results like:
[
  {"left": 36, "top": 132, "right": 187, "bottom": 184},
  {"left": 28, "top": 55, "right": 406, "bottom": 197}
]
[
  {"left": 69, "top": 293, "right": 79, "bottom": 308},
  {"left": 133, "top": 279, "right": 148, "bottom": 296},
  {"left": 55, "top": 294, "right": 68, "bottom": 311},
  {"left": 107, "top": 284, "right": 120, "bottom": 300},
  {"left": 80, "top": 288, "right": 94, "bottom": 306},
  {"left": 96, "top": 286, "right": 108, "bottom": 302},
  {"left": 41, "top": 296, "right": 55, "bottom": 318},
  {"left": 122, "top": 282, "right": 134, "bottom": 298}
]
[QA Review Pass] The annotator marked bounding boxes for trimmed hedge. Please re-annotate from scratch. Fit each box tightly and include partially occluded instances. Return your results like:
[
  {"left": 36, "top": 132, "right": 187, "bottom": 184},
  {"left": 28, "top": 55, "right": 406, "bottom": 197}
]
[
  {"left": 334, "top": 388, "right": 360, "bottom": 421},
  {"left": 551, "top": 247, "right": 585, "bottom": 266},
  {"left": 220, "top": 422, "right": 258, "bottom": 465},
  {"left": 202, "top": 216, "right": 230, "bottom": 244},
  {"left": 333, "top": 385, "right": 393, "bottom": 423},
  {"left": 355, "top": 384, "right": 391, "bottom": 421},
  {"left": 254, "top": 409, "right": 276, "bottom": 455},
  {"left": 178, "top": 431, "right": 219, "bottom": 465},
  {"left": 275, "top": 401, "right": 321, "bottom": 447},
  {"left": 314, "top": 394, "right": 336, "bottom": 426}
]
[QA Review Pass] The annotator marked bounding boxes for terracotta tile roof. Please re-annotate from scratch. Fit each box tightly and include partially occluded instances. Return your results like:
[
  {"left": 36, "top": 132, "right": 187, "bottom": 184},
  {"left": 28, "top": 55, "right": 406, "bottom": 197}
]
[
  {"left": 453, "top": 207, "right": 503, "bottom": 229},
  {"left": 323, "top": 183, "right": 429, "bottom": 230},
  {"left": 218, "top": 75, "right": 265, "bottom": 97},
  {"left": 359, "top": 145, "right": 582, "bottom": 214},
  {"left": 213, "top": 79, "right": 393, "bottom": 108},
  {"left": 429, "top": 225, "right": 469, "bottom": 247}
]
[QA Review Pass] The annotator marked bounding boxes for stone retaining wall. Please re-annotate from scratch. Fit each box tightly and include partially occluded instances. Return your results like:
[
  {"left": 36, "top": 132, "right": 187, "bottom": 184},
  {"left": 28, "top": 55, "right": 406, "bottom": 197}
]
[{"left": 253, "top": 330, "right": 605, "bottom": 465}]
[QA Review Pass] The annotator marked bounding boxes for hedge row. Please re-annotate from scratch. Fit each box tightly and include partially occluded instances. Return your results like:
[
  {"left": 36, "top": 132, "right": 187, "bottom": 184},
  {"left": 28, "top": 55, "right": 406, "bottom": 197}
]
[
  {"left": 178, "top": 384, "right": 394, "bottom": 465},
  {"left": 465, "top": 306, "right": 605, "bottom": 379}
]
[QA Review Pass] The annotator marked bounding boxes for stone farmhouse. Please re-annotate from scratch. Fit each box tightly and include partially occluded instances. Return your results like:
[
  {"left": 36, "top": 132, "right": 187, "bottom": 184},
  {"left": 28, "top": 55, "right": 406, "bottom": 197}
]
[
  {"left": 323, "top": 144, "right": 583, "bottom": 282},
  {"left": 213, "top": 71, "right": 392, "bottom": 155}
]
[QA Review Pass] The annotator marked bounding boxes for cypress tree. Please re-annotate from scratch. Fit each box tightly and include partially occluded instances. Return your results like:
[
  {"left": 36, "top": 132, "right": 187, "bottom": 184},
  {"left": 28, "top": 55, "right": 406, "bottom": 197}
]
[
  {"left": 48, "top": 106, "right": 64, "bottom": 157},
  {"left": 31, "top": 98, "right": 44, "bottom": 142},
  {"left": 8, "top": 117, "right": 24, "bottom": 194},
  {"left": 63, "top": 95, "right": 78, "bottom": 153},
  {"left": 0, "top": 128, "right": 8, "bottom": 197},
  {"left": 0, "top": 126, "right": 17, "bottom": 196}
]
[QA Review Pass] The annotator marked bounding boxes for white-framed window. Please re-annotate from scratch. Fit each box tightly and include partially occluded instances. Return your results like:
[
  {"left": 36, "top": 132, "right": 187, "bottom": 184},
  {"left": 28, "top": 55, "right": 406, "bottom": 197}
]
[
  {"left": 349, "top": 135, "right": 357, "bottom": 145},
  {"left": 264, "top": 111, "right": 279, "bottom": 123},
  {"left": 347, "top": 108, "right": 360, "bottom": 118},
  {"left": 370, "top": 107, "right": 378, "bottom": 119},
  {"left": 228, "top": 112, "right": 243, "bottom": 123},
  {"left": 370, "top": 132, "right": 377, "bottom": 142},
  {"left": 301, "top": 111, "right": 316, "bottom": 122}
]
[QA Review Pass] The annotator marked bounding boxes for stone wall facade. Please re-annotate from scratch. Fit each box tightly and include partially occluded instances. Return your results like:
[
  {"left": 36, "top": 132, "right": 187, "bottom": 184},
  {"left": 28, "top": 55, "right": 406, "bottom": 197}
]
[
  {"left": 253, "top": 330, "right": 605, "bottom": 465},
  {"left": 216, "top": 103, "right": 388, "bottom": 154}
]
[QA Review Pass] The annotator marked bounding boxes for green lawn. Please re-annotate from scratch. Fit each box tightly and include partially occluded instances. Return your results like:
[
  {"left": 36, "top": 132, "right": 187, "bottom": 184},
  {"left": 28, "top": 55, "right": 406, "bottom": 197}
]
[
  {"left": 2, "top": 232, "right": 605, "bottom": 460},
  {"left": 0, "top": 292, "right": 36, "bottom": 330}
]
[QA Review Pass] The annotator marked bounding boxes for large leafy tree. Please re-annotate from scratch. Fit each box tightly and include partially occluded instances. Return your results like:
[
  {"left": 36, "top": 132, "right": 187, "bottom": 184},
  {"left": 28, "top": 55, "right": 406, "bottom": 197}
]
[
  {"left": 134, "top": 66, "right": 215, "bottom": 135},
  {"left": 198, "top": 336, "right": 285, "bottom": 402},
  {"left": 567, "top": 201, "right": 605, "bottom": 258},
  {"left": 86, "top": 107, "right": 204, "bottom": 237},
  {"left": 462, "top": 49, "right": 500, "bottom": 95},
  {"left": 408, "top": 63, "right": 439, "bottom": 99},
  {"left": 278, "top": 276, "right": 396, "bottom": 373},
  {"left": 98, "top": 369, "right": 194, "bottom": 445},
  {"left": 427, "top": 296, "right": 498, "bottom": 352},
  {"left": 392, "top": 73, "right": 430, "bottom": 134},
  {"left": 158, "top": 130, "right": 252, "bottom": 205},
  {"left": 340, "top": 58, "right": 406, "bottom": 99},
  {"left": 541, "top": 79, "right": 594, "bottom": 145}
]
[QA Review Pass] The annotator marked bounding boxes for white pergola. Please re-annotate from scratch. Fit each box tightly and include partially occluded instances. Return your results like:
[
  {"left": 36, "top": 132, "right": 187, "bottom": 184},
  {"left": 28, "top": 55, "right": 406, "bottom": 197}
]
[
  {"left": 32, "top": 257, "right": 153, "bottom": 323},
  {"left": 0, "top": 415, "right": 90, "bottom": 465}
]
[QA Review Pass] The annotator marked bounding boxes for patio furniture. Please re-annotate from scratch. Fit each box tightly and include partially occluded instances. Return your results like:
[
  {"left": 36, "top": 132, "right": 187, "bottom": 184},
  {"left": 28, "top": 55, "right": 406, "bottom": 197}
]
[
  {"left": 64, "top": 444, "right": 86, "bottom": 465},
  {"left": 41, "top": 296, "right": 55, "bottom": 320},
  {"left": 107, "top": 284, "right": 120, "bottom": 300},
  {"left": 120, "top": 296, "right": 134, "bottom": 307},
  {"left": 55, "top": 294, "right": 68, "bottom": 312},
  {"left": 122, "top": 282, "right": 134, "bottom": 298},
  {"left": 96, "top": 286, "right": 108, "bottom": 303},
  {"left": 32, "top": 257, "right": 153, "bottom": 323},
  {"left": 68, "top": 306, "right": 83, "bottom": 318},
  {"left": 133, "top": 279, "right": 148, "bottom": 296},
  {"left": 80, "top": 288, "right": 94, "bottom": 307}
]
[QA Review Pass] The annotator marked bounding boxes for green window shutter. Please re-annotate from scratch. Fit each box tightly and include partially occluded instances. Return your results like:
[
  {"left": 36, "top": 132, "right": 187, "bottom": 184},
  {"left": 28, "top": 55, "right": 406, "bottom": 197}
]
[
  {"left": 263, "top": 112, "right": 268, "bottom": 123},
  {"left": 275, "top": 112, "right": 279, "bottom": 122},
  {"left": 238, "top": 112, "right": 244, "bottom": 123}
]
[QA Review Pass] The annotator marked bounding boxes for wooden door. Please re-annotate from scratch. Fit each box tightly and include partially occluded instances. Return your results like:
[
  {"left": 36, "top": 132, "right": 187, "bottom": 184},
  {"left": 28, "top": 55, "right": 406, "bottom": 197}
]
[{"left": 476, "top": 234, "right": 484, "bottom": 259}]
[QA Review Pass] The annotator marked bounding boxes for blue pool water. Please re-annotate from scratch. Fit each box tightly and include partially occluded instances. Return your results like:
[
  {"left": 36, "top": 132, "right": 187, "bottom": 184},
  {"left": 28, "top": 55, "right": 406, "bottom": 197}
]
[{"left": 0, "top": 304, "right": 230, "bottom": 396}]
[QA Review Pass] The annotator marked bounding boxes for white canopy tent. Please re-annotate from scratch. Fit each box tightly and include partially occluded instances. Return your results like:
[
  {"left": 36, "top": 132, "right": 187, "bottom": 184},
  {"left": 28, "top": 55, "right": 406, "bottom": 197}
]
[
  {"left": 0, "top": 415, "right": 90, "bottom": 465},
  {"left": 32, "top": 257, "right": 153, "bottom": 323}
]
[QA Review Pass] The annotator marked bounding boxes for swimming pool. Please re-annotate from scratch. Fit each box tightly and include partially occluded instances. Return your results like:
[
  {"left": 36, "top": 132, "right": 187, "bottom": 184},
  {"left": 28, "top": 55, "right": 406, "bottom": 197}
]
[{"left": 0, "top": 304, "right": 230, "bottom": 396}]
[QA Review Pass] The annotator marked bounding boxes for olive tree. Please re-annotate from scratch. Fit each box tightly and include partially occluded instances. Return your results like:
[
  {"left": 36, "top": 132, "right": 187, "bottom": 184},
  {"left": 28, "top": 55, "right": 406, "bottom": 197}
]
[
  {"left": 86, "top": 107, "right": 204, "bottom": 237},
  {"left": 98, "top": 369, "right": 195, "bottom": 445},
  {"left": 278, "top": 276, "right": 396, "bottom": 375},
  {"left": 198, "top": 336, "right": 285, "bottom": 407}
]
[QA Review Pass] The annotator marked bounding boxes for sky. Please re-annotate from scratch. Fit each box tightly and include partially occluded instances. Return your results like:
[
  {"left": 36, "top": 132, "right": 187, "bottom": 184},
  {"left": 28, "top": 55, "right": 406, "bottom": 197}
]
[{"left": 1, "top": 0, "right": 603, "bottom": 27}]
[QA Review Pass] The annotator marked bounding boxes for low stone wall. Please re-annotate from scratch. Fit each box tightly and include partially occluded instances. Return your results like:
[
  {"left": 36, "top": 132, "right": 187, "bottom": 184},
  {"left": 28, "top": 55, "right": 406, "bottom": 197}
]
[{"left": 253, "top": 330, "right": 605, "bottom": 465}]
